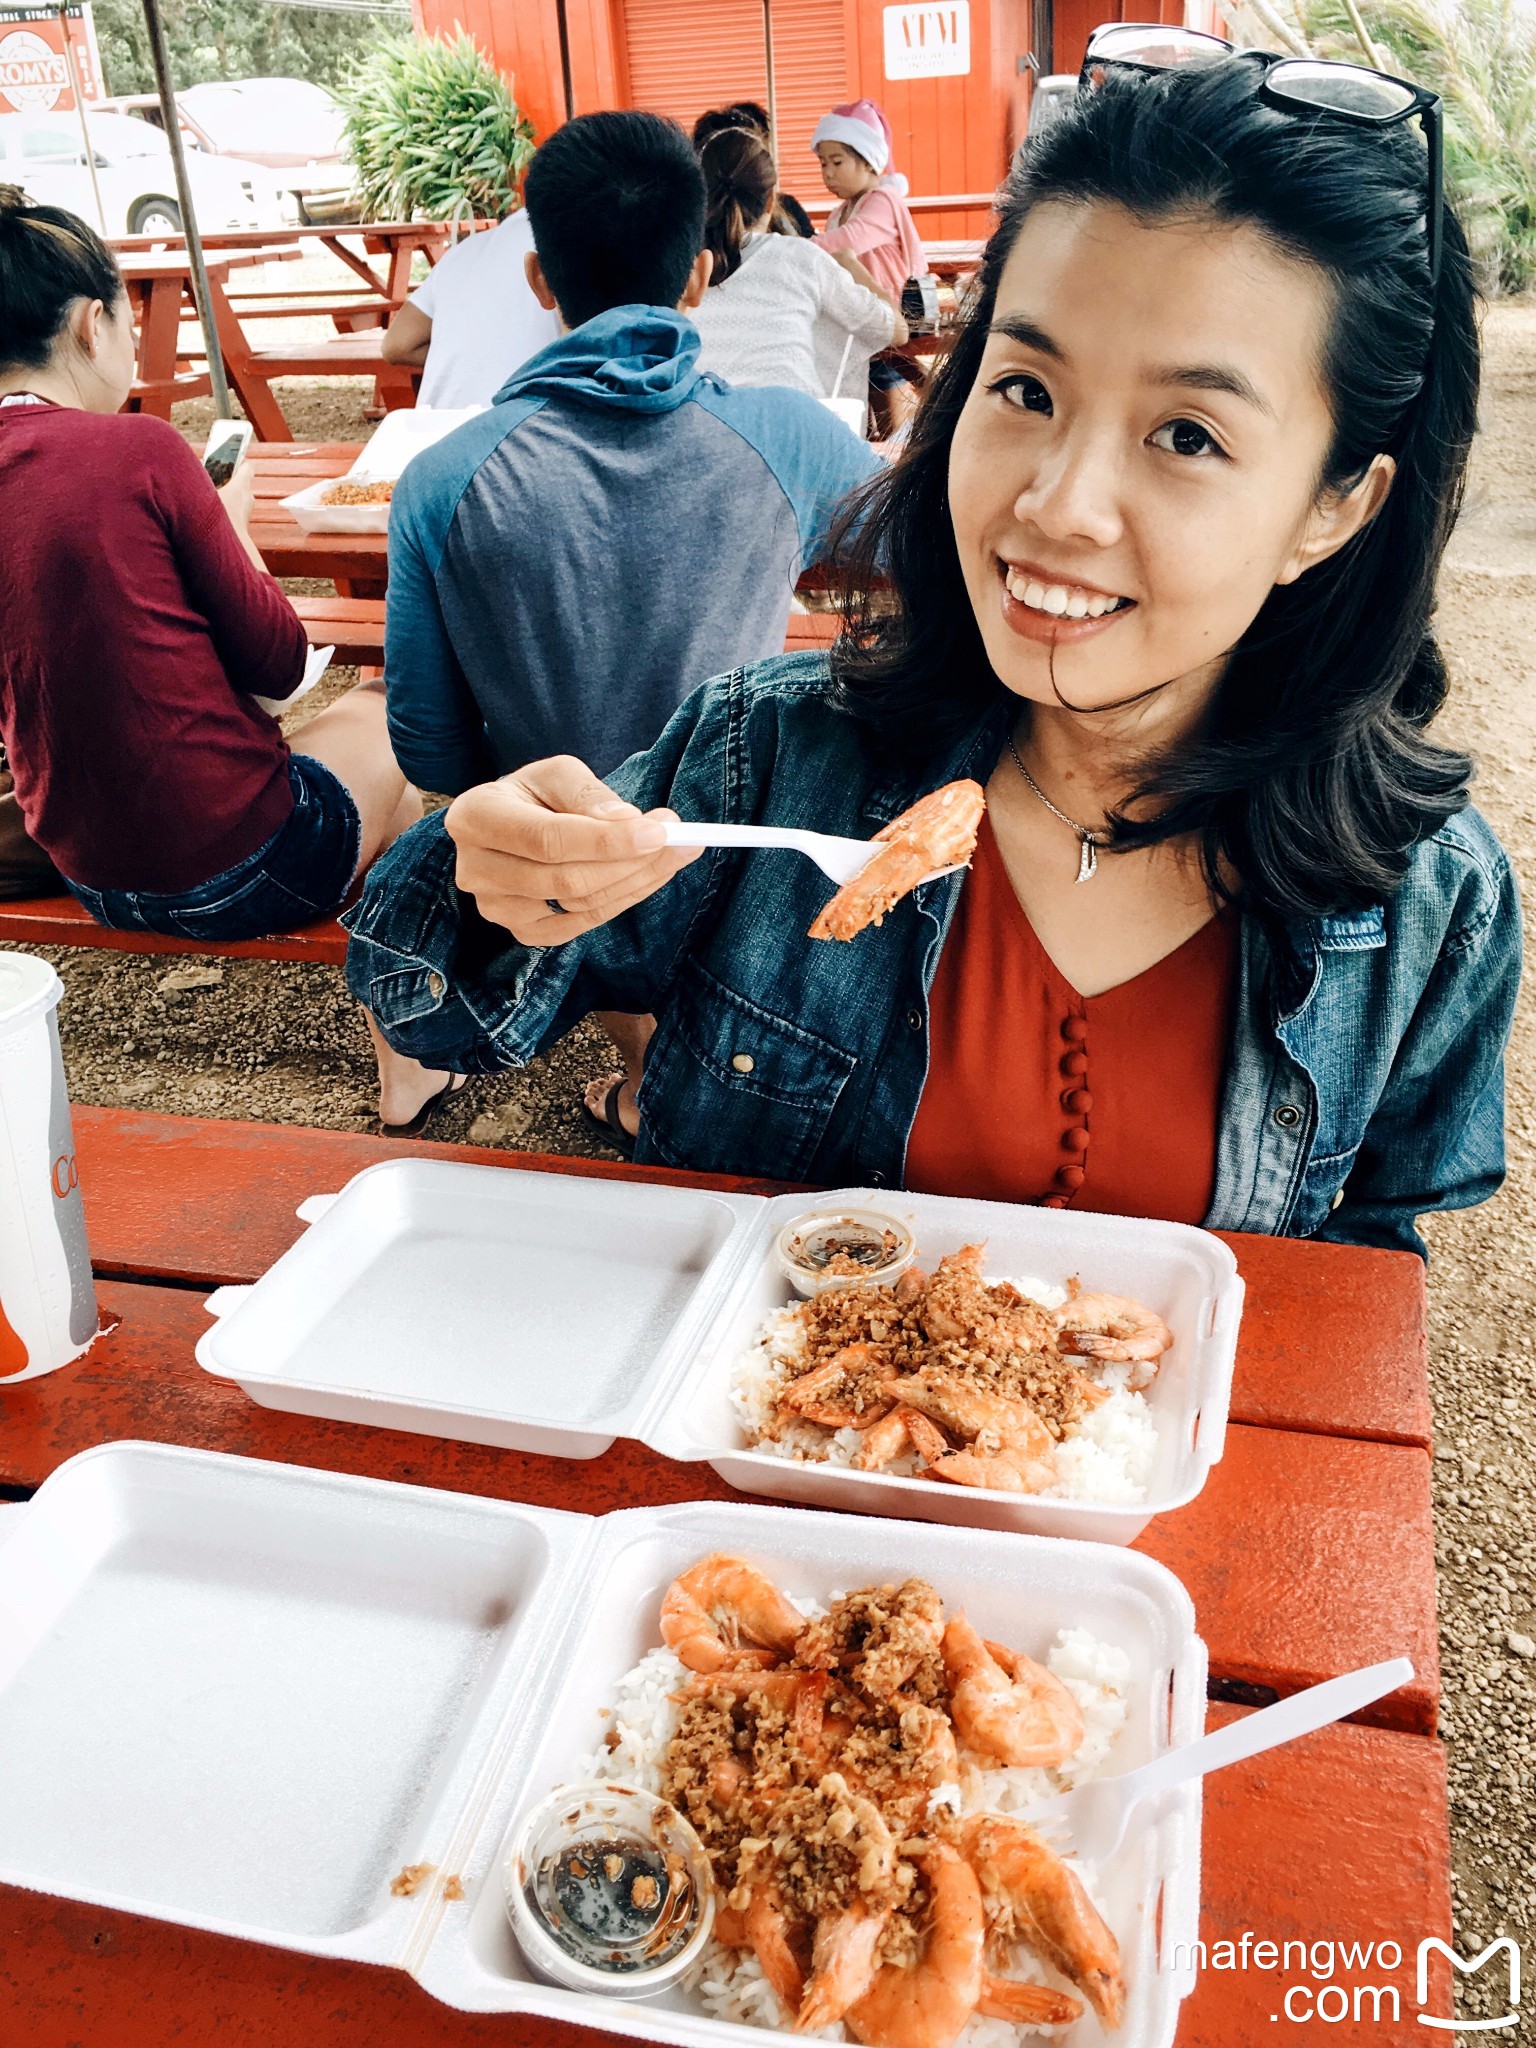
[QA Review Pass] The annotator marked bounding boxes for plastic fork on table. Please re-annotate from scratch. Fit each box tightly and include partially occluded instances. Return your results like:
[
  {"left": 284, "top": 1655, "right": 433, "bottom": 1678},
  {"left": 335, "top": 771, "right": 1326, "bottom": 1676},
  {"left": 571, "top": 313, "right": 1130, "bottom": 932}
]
[
  {"left": 1025, "top": 1656, "right": 1415, "bottom": 1864},
  {"left": 660, "top": 820, "right": 966, "bottom": 887}
]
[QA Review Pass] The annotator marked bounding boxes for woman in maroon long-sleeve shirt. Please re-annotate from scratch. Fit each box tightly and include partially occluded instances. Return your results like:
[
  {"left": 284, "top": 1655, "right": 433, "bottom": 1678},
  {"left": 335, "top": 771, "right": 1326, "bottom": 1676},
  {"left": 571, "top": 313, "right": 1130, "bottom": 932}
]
[{"left": 0, "top": 187, "right": 459, "bottom": 1132}]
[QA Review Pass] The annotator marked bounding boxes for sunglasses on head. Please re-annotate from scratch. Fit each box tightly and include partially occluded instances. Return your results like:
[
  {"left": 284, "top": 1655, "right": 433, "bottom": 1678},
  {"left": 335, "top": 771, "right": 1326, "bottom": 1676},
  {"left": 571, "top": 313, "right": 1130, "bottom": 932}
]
[{"left": 1078, "top": 22, "right": 1443, "bottom": 284}]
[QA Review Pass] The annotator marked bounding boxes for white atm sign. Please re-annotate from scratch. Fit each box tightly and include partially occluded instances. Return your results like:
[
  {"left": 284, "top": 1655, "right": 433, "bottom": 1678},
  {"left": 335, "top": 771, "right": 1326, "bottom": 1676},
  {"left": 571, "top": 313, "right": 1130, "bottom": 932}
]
[{"left": 884, "top": 2, "right": 971, "bottom": 80}]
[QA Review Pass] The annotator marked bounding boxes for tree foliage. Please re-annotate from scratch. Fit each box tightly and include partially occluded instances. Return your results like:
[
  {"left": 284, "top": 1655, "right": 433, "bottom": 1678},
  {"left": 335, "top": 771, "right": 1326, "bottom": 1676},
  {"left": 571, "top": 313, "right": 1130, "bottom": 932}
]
[
  {"left": 91, "top": 0, "right": 382, "bottom": 96},
  {"left": 1231, "top": 0, "right": 1536, "bottom": 293},
  {"left": 337, "top": 32, "right": 534, "bottom": 223}
]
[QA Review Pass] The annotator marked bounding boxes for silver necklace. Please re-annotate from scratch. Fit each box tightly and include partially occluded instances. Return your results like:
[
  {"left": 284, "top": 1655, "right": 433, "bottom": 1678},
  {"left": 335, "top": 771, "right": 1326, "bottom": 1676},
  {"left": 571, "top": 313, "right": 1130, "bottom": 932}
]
[{"left": 1007, "top": 733, "right": 1107, "bottom": 884}]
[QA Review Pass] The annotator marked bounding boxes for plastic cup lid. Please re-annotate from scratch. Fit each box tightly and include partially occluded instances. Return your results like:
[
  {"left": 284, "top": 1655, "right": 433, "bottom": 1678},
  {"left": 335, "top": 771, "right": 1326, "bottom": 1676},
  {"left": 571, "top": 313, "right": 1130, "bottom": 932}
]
[{"left": 0, "top": 952, "right": 62, "bottom": 1034}]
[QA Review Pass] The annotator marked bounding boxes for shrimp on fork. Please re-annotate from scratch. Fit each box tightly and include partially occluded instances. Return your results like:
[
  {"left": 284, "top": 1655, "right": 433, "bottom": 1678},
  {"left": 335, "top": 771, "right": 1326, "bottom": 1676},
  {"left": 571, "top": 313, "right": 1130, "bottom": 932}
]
[
  {"left": 660, "top": 1554, "right": 805, "bottom": 1672},
  {"left": 808, "top": 781, "right": 985, "bottom": 942}
]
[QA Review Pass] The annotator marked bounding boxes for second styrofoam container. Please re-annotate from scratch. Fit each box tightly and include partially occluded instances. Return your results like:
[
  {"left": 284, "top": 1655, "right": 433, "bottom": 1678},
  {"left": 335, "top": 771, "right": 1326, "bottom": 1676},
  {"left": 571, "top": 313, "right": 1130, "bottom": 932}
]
[
  {"left": 196, "top": 1163, "right": 1244, "bottom": 1544},
  {"left": 0, "top": 1441, "right": 1207, "bottom": 2048}
]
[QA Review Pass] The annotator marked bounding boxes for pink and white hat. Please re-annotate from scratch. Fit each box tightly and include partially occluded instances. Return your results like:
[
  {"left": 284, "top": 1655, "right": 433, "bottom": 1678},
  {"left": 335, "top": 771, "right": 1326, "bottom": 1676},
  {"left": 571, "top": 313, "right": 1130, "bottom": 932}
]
[{"left": 810, "top": 99, "right": 894, "bottom": 175}]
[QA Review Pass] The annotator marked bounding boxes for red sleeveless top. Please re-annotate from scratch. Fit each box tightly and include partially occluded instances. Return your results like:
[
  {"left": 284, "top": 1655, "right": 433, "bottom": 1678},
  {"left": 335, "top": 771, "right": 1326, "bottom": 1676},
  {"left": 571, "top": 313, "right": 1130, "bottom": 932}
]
[{"left": 904, "top": 818, "right": 1239, "bottom": 1223}]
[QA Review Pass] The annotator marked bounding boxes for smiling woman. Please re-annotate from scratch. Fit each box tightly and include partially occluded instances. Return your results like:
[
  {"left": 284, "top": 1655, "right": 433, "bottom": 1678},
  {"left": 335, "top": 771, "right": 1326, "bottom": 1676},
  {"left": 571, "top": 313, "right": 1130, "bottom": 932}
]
[{"left": 346, "top": 55, "right": 1521, "bottom": 1258}]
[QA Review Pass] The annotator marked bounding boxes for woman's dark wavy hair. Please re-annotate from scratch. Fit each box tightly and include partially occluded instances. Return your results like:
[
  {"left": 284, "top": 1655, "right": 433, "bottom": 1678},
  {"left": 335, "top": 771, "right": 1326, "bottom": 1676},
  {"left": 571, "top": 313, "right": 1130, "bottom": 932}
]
[{"left": 829, "top": 58, "right": 1480, "bottom": 922}]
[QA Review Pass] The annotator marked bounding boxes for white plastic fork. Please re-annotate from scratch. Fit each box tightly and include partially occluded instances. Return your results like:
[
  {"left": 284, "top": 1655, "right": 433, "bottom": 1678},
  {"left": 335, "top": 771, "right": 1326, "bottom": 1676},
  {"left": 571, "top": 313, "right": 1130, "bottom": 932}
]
[
  {"left": 1025, "top": 1656, "right": 1414, "bottom": 1864},
  {"left": 661, "top": 820, "right": 966, "bottom": 887}
]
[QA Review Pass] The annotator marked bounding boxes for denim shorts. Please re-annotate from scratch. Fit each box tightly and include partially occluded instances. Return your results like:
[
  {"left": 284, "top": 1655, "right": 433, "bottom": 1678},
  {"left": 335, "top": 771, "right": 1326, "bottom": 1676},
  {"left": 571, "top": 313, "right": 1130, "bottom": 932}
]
[{"left": 66, "top": 753, "right": 361, "bottom": 943}]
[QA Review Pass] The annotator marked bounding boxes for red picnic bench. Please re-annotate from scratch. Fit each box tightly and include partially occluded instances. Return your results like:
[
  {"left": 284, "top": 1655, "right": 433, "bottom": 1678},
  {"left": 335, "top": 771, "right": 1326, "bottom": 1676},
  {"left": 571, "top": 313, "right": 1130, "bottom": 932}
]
[
  {"left": 0, "top": 615, "right": 839, "bottom": 970},
  {"left": 0, "top": 1102, "right": 1455, "bottom": 2042},
  {"left": 284, "top": 595, "right": 839, "bottom": 671}
]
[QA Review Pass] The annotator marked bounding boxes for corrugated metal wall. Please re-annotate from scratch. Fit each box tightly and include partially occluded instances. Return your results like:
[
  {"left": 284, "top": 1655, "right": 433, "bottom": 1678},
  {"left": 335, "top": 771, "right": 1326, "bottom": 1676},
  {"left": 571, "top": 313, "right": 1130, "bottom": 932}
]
[
  {"left": 766, "top": 0, "right": 850, "bottom": 188},
  {"left": 621, "top": 0, "right": 769, "bottom": 138}
]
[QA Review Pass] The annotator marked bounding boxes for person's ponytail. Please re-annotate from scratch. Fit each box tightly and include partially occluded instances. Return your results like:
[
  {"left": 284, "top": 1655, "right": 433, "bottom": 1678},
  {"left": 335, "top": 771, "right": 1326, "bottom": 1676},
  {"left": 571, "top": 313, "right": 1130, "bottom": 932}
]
[
  {"left": 0, "top": 186, "right": 121, "bottom": 373},
  {"left": 700, "top": 129, "right": 776, "bottom": 285}
]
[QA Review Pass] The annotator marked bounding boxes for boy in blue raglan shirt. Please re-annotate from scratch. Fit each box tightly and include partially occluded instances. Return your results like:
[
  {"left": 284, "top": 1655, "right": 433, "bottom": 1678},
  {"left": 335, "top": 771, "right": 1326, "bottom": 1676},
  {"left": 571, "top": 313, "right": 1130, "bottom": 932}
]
[
  {"left": 382, "top": 108, "right": 880, "bottom": 1146},
  {"left": 384, "top": 110, "right": 880, "bottom": 799}
]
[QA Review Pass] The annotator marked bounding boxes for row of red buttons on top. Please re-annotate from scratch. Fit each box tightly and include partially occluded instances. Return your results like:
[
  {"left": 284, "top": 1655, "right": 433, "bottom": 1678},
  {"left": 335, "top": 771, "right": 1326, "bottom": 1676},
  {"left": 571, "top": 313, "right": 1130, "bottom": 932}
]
[{"left": 1043, "top": 1012, "right": 1090, "bottom": 1209}]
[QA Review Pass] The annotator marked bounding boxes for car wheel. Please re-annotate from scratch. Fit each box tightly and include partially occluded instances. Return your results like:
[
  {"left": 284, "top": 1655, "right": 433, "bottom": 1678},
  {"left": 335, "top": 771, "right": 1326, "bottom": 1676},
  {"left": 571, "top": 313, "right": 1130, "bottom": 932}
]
[{"left": 130, "top": 197, "right": 182, "bottom": 234}]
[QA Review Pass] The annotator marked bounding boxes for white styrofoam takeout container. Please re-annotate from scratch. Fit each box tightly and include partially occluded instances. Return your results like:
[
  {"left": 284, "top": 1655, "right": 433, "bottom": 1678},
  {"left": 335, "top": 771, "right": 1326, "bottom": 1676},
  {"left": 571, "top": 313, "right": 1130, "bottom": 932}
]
[
  {"left": 279, "top": 406, "right": 487, "bottom": 532},
  {"left": 0, "top": 1440, "right": 1206, "bottom": 2048},
  {"left": 195, "top": 1162, "right": 1245, "bottom": 1545},
  {"left": 280, "top": 477, "right": 392, "bottom": 534}
]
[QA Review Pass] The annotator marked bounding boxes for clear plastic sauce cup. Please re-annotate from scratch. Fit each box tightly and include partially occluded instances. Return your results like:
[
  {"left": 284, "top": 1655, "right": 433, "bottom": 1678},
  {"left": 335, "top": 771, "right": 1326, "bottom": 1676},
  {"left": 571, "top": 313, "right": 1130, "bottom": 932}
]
[{"left": 504, "top": 1782, "right": 715, "bottom": 1999}]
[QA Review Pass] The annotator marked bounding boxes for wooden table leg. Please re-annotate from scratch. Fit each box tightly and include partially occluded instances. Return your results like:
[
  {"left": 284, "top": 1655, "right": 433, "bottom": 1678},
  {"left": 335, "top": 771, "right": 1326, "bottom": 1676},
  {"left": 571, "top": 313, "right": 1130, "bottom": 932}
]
[
  {"left": 130, "top": 276, "right": 184, "bottom": 419},
  {"left": 323, "top": 231, "right": 393, "bottom": 300},
  {"left": 202, "top": 272, "right": 291, "bottom": 441}
]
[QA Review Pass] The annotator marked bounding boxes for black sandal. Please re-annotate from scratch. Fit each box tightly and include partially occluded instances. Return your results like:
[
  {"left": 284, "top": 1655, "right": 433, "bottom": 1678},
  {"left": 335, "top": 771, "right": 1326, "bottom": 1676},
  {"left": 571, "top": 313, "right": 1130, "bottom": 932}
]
[
  {"left": 582, "top": 1073, "right": 637, "bottom": 1159},
  {"left": 379, "top": 1074, "right": 467, "bottom": 1140}
]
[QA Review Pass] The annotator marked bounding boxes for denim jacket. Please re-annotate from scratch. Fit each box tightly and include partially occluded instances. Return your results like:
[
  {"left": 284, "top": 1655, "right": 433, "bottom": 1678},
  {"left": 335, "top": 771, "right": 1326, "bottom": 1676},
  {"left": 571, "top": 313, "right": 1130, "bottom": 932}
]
[{"left": 346, "top": 654, "right": 1521, "bottom": 1258}]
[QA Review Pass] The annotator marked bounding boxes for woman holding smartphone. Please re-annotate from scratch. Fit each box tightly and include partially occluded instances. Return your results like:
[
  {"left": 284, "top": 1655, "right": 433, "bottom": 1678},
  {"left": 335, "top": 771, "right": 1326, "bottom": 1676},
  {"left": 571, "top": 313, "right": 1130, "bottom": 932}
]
[
  {"left": 0, "top": 187, "right": 457, "bottom": 1133},
  {"left": 347, "top": 46, "right": 1519, "bottom": 1254}
]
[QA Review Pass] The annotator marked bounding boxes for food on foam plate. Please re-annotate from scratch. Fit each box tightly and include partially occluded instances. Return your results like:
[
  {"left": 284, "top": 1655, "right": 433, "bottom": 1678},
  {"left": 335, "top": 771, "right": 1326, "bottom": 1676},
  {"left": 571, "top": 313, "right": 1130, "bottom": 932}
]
[
  {"left": 734, "top": 1243, "right": 1172, "bottom": 1507},
  {"left": 519, "top": 1555, "right": 1132, "bottom": 2041},
  {"left": 320, "top": 478, "right": 395, "bottom": 506},
  {"left": 809, "top": 782, "right": 985, "bottom": 942}
]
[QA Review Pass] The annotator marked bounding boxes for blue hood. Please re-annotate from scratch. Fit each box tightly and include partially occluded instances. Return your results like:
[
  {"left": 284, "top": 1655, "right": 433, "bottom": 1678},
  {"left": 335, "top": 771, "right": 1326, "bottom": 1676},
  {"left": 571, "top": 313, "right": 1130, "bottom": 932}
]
[{"left": 491, "top": 305, "right": 704, "bottom": 413}]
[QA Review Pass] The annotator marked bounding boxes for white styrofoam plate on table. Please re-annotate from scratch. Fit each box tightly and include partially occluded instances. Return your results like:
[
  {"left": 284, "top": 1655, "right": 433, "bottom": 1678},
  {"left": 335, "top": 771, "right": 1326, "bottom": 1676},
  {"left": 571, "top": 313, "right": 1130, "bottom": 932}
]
[
  {"left": 0, "top": 1441, "right": 1207, "bottom": 2048},
  {"left": 196, "top": 1163, "right": 1244, "bottom": 1545},
  {"left": 279, "top": 406, "right": 487, "bottom": 531}
]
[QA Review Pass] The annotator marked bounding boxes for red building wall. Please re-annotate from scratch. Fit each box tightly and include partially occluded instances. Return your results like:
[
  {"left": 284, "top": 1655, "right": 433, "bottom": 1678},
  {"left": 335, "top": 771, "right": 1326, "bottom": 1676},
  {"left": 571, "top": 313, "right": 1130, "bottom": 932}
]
[{"left": 410, "top": 0, "right": 1161, "bottom": 230}]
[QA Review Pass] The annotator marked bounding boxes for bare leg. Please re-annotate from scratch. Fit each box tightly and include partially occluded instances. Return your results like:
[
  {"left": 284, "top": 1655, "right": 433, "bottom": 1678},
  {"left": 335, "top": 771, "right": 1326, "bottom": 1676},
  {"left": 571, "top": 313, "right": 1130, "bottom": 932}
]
[
  {"left": 583, "top": 1011, "right": 654, "bottom": 1140},
  {"left": 289, "top": 679, "right": 459, "bottom": 1128}
]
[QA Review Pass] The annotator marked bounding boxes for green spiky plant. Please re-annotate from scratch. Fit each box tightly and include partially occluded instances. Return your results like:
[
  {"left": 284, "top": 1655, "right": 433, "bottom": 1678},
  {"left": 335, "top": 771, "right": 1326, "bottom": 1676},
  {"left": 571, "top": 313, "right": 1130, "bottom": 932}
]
[
  {"left": 339, "top": 32, "right": 535, "bottom": 224},
  {"left": 1231, "top": 0, "right": 1536, "bottom": 292}
]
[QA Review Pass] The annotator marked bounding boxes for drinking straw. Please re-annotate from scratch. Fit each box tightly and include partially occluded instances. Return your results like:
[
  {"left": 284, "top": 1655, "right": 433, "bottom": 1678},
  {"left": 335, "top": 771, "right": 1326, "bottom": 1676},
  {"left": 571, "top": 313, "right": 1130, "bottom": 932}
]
[{"left": 830, "top": 334, "right": 855, "bottom": 401}]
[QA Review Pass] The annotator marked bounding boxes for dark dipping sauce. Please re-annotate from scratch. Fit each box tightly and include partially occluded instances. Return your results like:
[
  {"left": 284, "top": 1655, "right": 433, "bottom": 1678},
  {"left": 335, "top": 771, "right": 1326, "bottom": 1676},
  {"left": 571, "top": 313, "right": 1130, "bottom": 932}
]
[
  {"left": 529, "top": 1833, "right": 697, "bottom": 1974},
  {"left": 789, "top": 1218, "right": 902, "bottom": 1273}
]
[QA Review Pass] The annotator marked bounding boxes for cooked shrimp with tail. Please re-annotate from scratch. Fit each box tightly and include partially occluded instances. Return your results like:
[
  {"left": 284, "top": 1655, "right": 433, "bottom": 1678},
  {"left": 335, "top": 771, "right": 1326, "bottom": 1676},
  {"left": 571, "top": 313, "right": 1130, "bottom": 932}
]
[
  {"left": 962, "top": 1812, "right": 1126, "bottom": 2029},
  {"left": 883, "top": 1367, "right": 1058, "bottom": 1495},
  {"left": 942, "top": 1611, "right": 1085, "bottom": 1769},
  {"left": 1052, "top": 1280, "right": 1173, "bottom": 1386},
  {"left": 660, "top": 1554, "right": 805, "bottom": 1672},
  {"left": 844, "top": 1840, "right": 986, "bottom": 2048}
]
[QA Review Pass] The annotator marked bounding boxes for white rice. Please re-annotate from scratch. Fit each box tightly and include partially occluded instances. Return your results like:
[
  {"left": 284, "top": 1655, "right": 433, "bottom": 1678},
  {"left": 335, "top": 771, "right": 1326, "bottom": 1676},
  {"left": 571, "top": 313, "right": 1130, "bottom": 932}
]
[
  {"left": 575, "top": 1613, "right": 1129, "bottom": 2043},
  {"left": 730, "top": 1276, "right": 1159, "bottom": 1504}
]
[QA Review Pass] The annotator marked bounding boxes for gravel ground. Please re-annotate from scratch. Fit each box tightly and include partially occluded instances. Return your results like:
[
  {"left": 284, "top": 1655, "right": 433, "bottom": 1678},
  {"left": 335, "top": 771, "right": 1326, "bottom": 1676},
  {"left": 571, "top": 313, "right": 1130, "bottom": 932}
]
[
  {"left": 12, "top": 300, "right": 1536, "bottom": 2007},
  {"left": 1420, "top": 302, "right": 1536, "bottom": 2011}
]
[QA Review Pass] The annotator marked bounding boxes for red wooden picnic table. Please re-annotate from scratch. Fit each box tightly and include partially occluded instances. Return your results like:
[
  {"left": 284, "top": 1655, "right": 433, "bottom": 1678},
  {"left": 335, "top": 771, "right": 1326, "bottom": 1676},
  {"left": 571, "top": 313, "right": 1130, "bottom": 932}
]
[
  {"left": 249, "top": 439, "right": 388, "bottom": 593},
  {"left": 119, "top": 250, "right": 237, "bottom": 417},
  {"left": 116, "top": 257, "right": 410, "bottom": 442},
  {"left": 247, "top": 446, "right": 880, "bottom": 602},
  {"left": 0, "top": 1106, "right": 1453, "bottom": 2041},
  {"left": 112, "top": 220, "right": 457, "bottom": 328}
]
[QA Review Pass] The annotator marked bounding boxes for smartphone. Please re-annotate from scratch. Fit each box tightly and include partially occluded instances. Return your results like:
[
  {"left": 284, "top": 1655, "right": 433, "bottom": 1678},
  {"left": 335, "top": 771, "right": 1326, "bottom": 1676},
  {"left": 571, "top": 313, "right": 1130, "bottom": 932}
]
[{"left": 202, "top": 418, "right": 254, "bottom": 489}]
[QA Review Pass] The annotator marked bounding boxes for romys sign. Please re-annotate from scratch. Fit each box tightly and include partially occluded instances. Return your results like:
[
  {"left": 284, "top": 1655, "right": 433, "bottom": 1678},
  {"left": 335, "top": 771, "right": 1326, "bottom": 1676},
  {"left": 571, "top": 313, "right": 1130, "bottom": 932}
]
[{"left": 0, "top": 3, "right": 103, "bottom": 115}]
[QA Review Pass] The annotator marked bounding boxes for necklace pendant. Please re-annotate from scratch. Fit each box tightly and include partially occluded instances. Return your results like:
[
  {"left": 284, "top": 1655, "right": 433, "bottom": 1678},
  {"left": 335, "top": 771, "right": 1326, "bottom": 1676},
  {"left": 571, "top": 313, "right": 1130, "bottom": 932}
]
[{"left": 1075, "top": 835, "right": 1098, "bottom": 884}]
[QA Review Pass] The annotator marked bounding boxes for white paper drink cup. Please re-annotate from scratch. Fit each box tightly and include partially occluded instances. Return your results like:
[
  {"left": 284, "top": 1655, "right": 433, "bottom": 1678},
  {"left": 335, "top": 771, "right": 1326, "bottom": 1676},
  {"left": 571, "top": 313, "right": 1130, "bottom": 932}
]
[
  {"left": 0, "top": 954, "right": 98, "bottom": 1381},
  {"left": 820, "top": 393, "right": 867, "bottom": 438}
]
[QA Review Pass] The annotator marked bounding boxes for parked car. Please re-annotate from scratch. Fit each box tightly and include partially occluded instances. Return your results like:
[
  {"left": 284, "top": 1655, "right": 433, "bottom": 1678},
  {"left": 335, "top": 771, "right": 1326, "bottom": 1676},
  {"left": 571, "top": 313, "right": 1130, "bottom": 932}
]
[
  {"left": 0, "top": 110, "right": 285, "bottom": 235},
  {"left": 103, "top": 78, "right": 358, "bottom": 224}
]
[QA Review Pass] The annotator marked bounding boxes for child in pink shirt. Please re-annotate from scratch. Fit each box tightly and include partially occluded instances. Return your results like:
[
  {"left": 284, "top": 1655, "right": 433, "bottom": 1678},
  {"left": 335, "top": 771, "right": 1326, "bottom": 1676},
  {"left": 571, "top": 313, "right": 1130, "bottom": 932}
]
[{"left": 812, "top": 100, "right": 925, "bottom": 305}]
